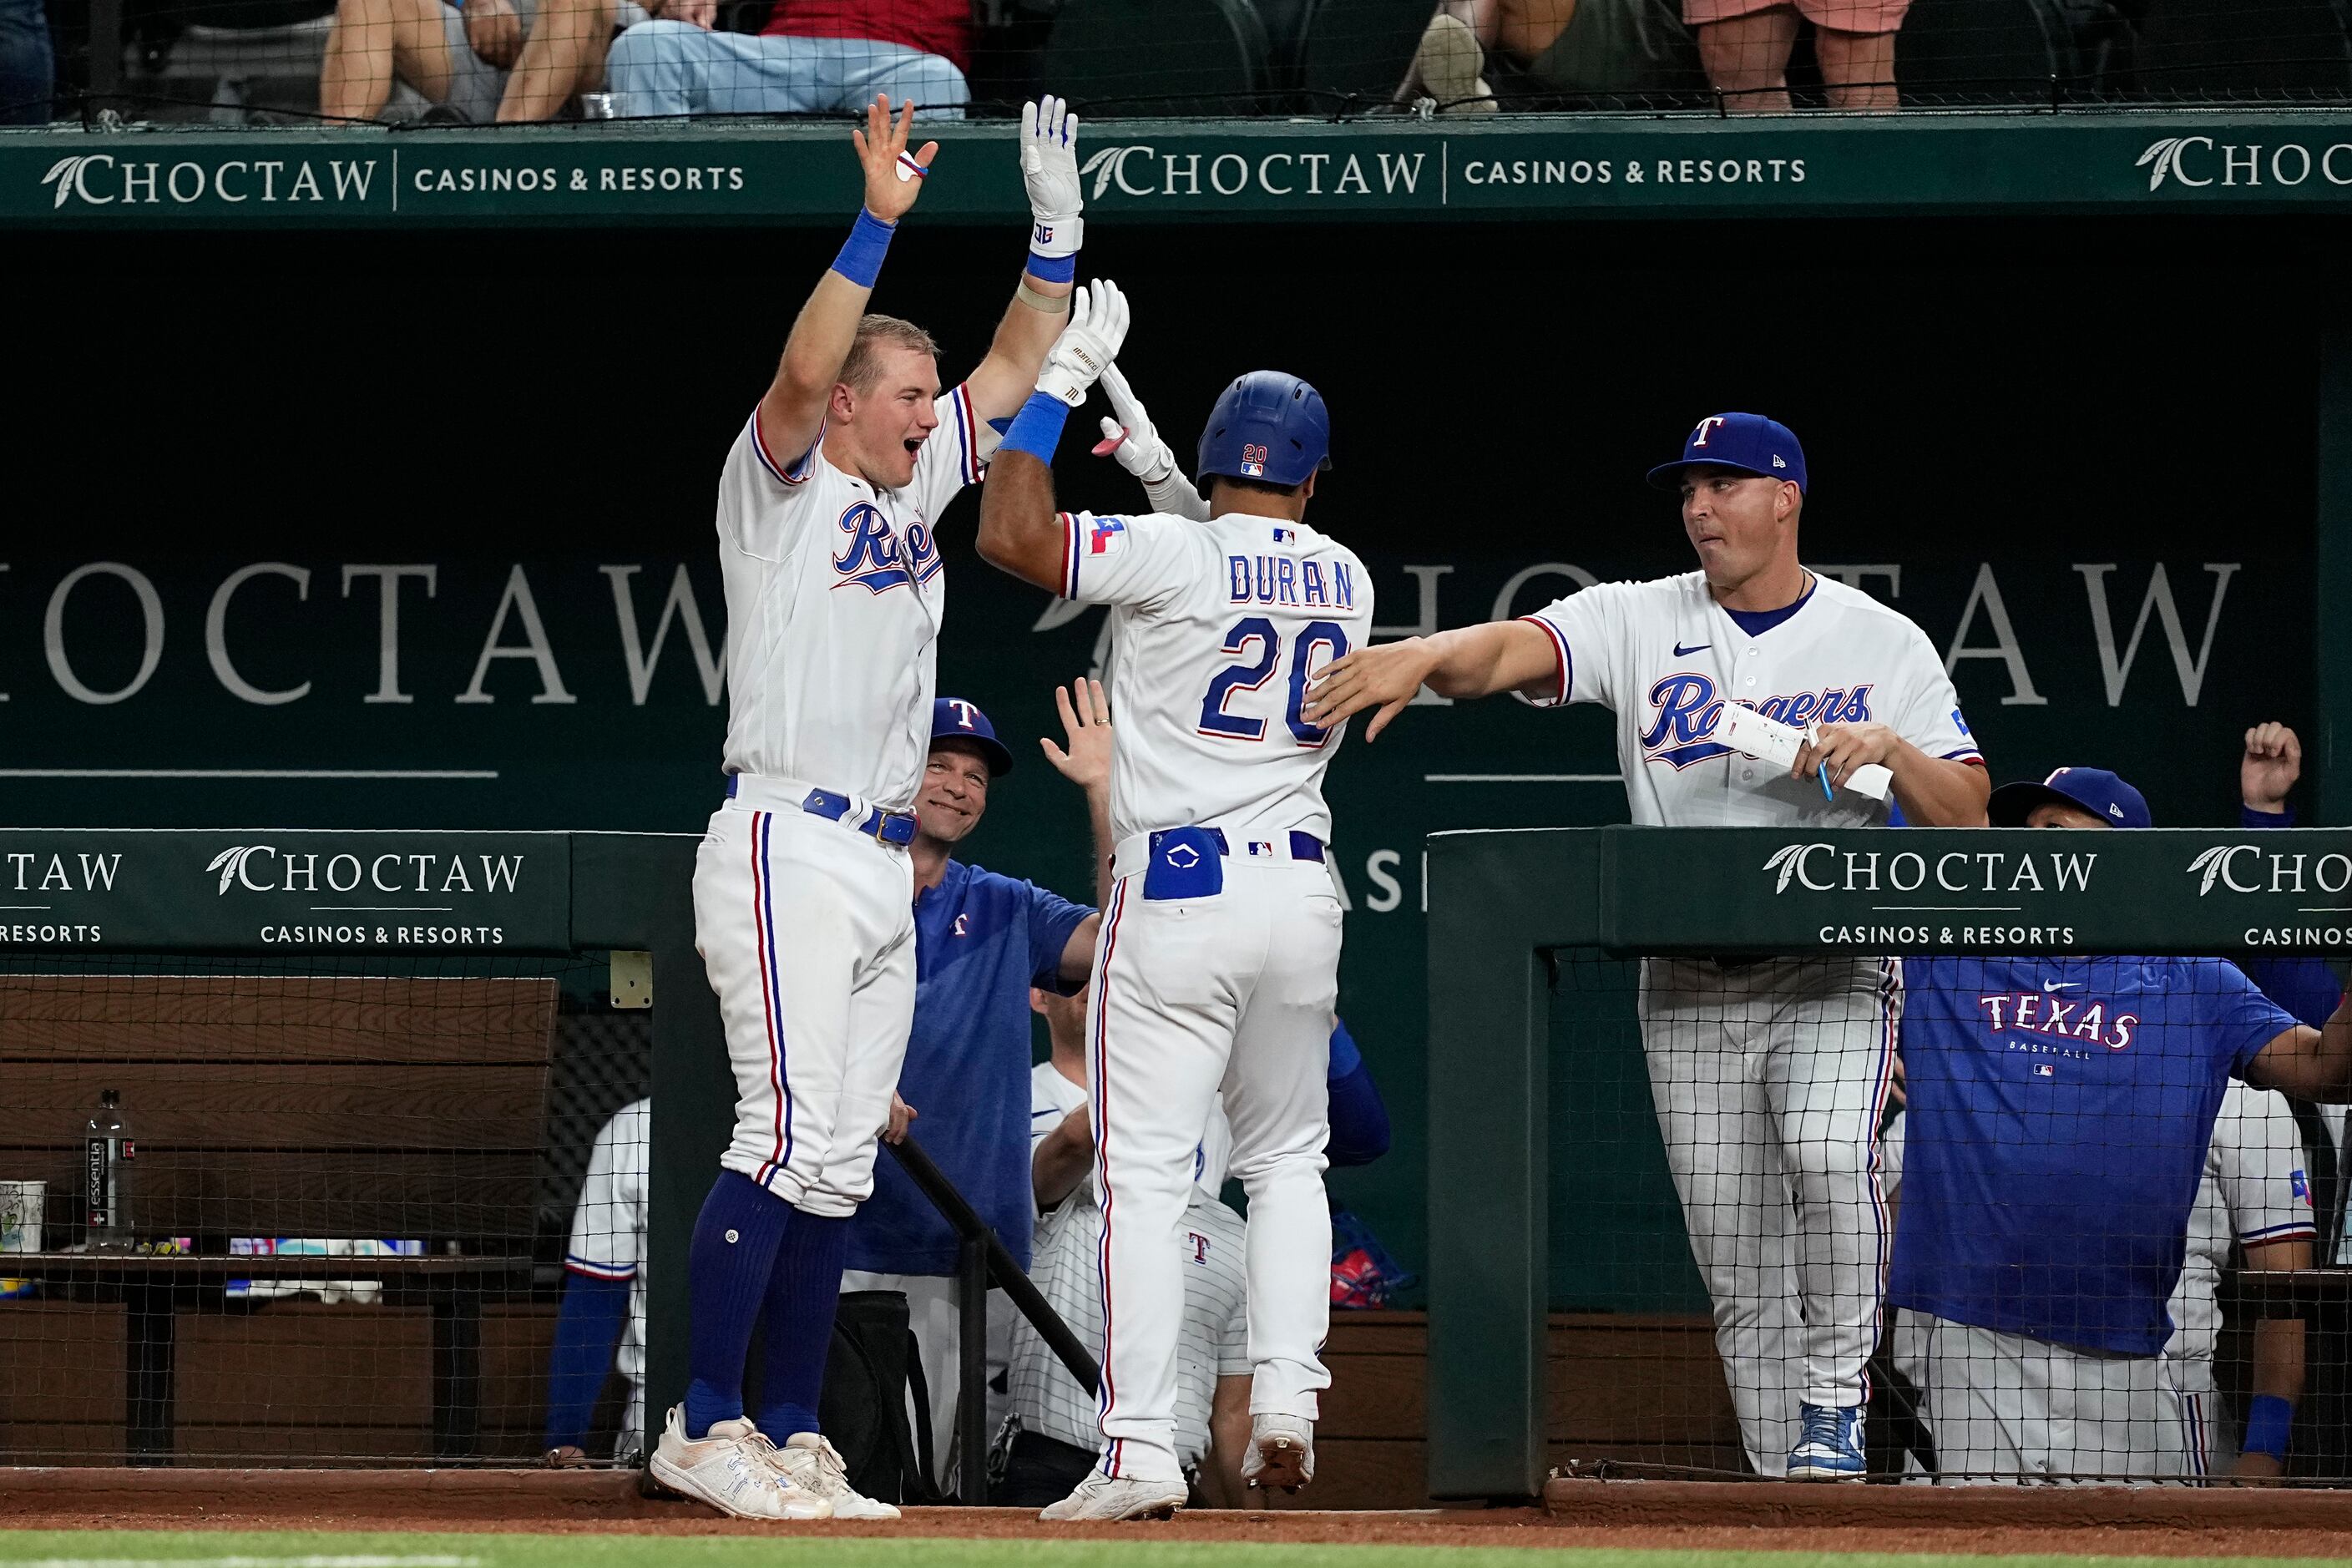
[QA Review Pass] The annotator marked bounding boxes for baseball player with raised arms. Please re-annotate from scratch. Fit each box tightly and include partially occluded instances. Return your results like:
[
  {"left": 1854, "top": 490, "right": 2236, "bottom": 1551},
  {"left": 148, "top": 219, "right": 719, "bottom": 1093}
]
[
  {"left": 1303, "top": 413, "right": 1990, "bottom": 1480},
  {"left": 650, "top": 93, "right": 1090, "bottom": 1522},
  {"left": 971, "top": 297, "right": 1372, "bottom": 1518}
]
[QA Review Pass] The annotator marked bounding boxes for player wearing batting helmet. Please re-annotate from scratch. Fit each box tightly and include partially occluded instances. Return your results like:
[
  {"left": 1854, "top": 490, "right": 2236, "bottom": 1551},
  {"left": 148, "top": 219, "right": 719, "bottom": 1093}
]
[{"left": 974, "top": 301, "right": 1371, "bottom": 1519}]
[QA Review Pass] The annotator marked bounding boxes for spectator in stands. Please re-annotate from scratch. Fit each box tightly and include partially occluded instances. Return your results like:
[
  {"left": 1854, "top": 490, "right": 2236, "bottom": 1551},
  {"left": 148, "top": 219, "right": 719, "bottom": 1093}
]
[
  {"left": 318, "top": 0, "right": 650, "bottom": 122},
  {"left": 999, "top": 682, "right": 1391, "bottom": 1506},
  {"left": 1393, "top": 0, "right": 1701, "bottom": 114},
  {"left": 841, "top": 694, "right": 1099, "bottom": 1494},
  {"left": 1683, "top": 0, "right": 1902, "bottom": 110},
  {"left": 544, "top": 1097, "right": 651, "bottom": 1465},
  {"left": 0, "top": 0, "right": 51, "bottom": 124},
  {"left": 607, "top": 0, "right": 970, "bottom": 120},
  {"left": 1885, "top": 766, "right": 2352, "bottom": 1480}
]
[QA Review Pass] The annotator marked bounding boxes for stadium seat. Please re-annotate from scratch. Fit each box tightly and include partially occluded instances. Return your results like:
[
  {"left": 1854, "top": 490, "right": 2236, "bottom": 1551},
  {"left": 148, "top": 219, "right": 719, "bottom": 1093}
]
[
  {"left": 2127, "top": 0, "right": 2352, "bottom": 100},
  {"left": 1295, "top": 0, "right": 1435, "bottom": 106},
  {"left": 1041, "top": 0, "right": 1278, "bottom": 115},
  {"left": 1254, "top": 0, "right": 1313, "bottom": 83},
  {"left": 1892, "top": 0, "right": 2067, "bottom": 104}
]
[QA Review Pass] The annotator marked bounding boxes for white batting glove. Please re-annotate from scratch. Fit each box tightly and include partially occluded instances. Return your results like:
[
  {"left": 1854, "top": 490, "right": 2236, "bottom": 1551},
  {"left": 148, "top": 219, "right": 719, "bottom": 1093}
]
[
  {"left": 1090, "top": 363, "right": 1176, "bottom": 485},
  {"left": 1020, "top": 95, "right": 1083, "bottom": 259},
  {"left": 1036, "top": 280, "right": 1129, "bottom": 408}
]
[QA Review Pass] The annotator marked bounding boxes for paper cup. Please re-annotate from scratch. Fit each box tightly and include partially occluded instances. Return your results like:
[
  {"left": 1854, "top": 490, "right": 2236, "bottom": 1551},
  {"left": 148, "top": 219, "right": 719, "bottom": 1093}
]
[{"left": 0, "top": 1181, "right": 44, "bottom": 1253}]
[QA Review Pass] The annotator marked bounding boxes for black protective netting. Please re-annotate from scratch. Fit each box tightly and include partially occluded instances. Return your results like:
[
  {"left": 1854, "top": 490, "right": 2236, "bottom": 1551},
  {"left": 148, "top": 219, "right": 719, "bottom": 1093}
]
[
  {"left": 0, "top": 953, "right": 650, "bottom": 1466},
  {"left": 1548, "top": 947, "right": 2352, "bottom": 1483}
]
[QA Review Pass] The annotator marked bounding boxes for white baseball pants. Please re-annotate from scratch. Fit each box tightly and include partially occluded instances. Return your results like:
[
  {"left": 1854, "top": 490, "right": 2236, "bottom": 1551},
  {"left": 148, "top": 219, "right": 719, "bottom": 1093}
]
[
  {"left": 1089, "top": 858, "right": 1343, "bottom": 1483},
  {"left": 1914, "top": 1313, "right": 2194, "bottom": 1481},
  {"left": 1639, "top": 956, "right": 1899, "bottom": 1476},
  {"left": 694, "top": 798, "right": 916, "bottom": 1217}
]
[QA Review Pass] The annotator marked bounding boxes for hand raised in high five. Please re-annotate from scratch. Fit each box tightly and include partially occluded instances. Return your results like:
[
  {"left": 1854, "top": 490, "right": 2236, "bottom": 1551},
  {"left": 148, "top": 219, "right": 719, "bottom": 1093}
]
[
  {"left": 1092, "top": 363, "right": 1176, "bottom": 485},
  {"left": 1041, "top": 678, "right": 1113, "bottom": 795},
  {"left": 852, "top": 94, "right": 939, "bottom": 225}
]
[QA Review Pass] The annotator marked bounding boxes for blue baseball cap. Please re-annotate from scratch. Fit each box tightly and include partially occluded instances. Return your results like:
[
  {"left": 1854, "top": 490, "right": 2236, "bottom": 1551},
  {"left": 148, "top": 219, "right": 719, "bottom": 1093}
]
[
  {"left": 931, "top": 697, "right": 1014, "bottom": 778},
  {"left": 1988, "top": 766, "right": 2152, "bottom": 829},
  {"left": 1647, "top": 412, "right": 1808, "bottom": 493}
]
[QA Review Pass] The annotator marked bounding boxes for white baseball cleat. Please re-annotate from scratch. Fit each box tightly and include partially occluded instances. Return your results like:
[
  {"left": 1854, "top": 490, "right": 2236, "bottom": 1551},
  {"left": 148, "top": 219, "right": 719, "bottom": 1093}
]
[
  {"left": 1241, "top": 1414, "right": 1315, "bottom": 1493},
  {"left": 1039, "top": 1472, "right": 1188, "bottom": 1521},
  {"left": 647, "top": 1407, "right": 832, "bottom": 1520},
  {"left": 768, "top": 1430, "right": 902, "bottom": 1520}
]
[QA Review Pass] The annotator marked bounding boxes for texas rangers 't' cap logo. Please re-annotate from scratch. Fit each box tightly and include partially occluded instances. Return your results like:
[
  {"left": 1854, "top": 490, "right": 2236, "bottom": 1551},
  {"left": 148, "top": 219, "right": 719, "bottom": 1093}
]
[
  {"left": 1646, "top": 412, "right": 1808, "bottom": 494},
  {"left": 929, "top": 697, "right": 1015, "bottom": 778}
]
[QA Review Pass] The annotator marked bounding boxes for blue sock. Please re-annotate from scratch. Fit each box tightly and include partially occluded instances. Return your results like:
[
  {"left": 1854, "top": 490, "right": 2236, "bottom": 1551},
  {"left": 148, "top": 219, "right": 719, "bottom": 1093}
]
[
  {"left": 684, "top": 1170, "right": 791, "bottom": 1439},
  {"left": 754, "top": 1207, "right": 851, "bottom": 1440}
]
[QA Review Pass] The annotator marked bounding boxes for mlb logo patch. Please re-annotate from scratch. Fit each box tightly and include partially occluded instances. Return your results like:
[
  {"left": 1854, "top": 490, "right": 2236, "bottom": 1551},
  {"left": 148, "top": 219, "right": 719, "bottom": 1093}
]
[
  {"left": 1089, "top": 516, "right": 1125, "bottom": 556},
  {"left": 1241, "top": 442, "right": 1269, "bottom": 478},
  {"left": 2033, "top": 1063, "right": 2055, "bottom": 1078},
  {"left": 1272, "top": 527, "right": 1295, "bottom": 544}
]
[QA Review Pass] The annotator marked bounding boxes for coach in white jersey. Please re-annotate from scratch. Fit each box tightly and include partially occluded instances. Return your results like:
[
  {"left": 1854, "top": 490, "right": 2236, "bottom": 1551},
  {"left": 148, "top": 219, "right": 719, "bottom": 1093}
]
[
  {"left": 1306, "top": 412, "right": 1990, "bottom": 1482},
  {"left": 650, "top": 94, "right": 1089, "bottom": 1523},
  {"left": 974, "top": 311, "right": 1371, "bottom": 1519}
]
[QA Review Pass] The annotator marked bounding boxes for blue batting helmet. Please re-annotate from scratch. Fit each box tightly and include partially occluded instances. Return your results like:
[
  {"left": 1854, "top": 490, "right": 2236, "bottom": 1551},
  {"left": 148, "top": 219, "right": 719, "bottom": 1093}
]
[{"left": 1196, "top": 372, "right": 1332, "bottom": 488}]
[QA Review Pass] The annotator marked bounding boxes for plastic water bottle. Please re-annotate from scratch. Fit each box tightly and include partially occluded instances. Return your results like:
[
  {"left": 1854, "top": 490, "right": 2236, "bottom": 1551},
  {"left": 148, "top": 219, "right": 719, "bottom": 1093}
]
[{"left": 84, "top": 1090, "right": 134, "bottom": 1252}]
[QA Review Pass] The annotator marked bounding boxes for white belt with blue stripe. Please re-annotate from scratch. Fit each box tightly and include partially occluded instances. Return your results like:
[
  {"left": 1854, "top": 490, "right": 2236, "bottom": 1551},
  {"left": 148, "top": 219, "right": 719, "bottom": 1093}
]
[
  {"left": 1110, "top": 827, "right": 1325, "bottom": 882},
  {"left": 726, "top": 773, "right": 917, "bottom": 848}
]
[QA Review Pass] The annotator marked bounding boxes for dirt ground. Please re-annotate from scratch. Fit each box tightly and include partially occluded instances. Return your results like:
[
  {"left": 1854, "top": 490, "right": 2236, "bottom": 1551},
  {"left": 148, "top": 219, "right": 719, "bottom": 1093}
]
[{"left": 8, "top": 1469, "right": 2352, "bottom": 1557}]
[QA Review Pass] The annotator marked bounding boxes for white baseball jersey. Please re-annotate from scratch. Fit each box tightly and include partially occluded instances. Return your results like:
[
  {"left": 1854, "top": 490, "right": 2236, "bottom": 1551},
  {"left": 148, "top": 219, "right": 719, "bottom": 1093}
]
[
  {"left": 1014, "top": 1065, "right": 1249, "bottom": 1467},
  {"left": 564, "top": 1097, "right": 650, "bottom": 1444},
  {"left": 716, "top": 392, "right": 983, "bottom": 811},
  {"left": 1525, "top": 570, "right": 1980, "bottom": 827},
  {"left": 1057, "top": 507, "right": 1373, "bottom": 844},
  {"left": 2164, "top": 1082, "right": 2316, "bottom": 1379}
]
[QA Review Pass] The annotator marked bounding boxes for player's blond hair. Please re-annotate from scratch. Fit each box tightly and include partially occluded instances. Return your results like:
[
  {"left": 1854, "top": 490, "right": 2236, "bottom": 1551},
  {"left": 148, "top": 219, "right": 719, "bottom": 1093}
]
[{"left": 841, "top": 314, "right": 941, "bottom": 394}]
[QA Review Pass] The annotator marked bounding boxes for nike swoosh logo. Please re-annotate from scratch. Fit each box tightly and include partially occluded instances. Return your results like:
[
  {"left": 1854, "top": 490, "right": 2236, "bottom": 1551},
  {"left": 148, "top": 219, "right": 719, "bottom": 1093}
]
[
  {"left": 2042, "top": 981, "right": 2081, "bottom": 993},
  {"left": 1672, "top": 641, "right": 1711, "bottom": 657}
]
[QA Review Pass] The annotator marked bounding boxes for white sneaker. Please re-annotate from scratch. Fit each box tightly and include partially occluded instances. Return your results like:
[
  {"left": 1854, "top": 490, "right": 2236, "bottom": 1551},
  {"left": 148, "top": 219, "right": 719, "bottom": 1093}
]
[
  {"left": 768, "top": 1430, "right": 902, "bottom": 1520},
  {"left": 1241, "top": 1413, "right": 1314, "bottom": 1493},
  {"left": 1412, "top": 13, "right": 1496, "bottom": 114},
  {"left": 647, "top": 1407, "right": 832, "bottom": 1520},
  {"left": 1039, "top": 1471, "right": 1189, "bottom": 1521}
]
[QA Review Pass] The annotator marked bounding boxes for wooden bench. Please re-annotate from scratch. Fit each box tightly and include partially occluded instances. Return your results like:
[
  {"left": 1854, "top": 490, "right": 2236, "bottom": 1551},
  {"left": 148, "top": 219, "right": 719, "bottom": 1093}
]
[{"left": 0, "top": 974, "right": 557, "bottom": 1465}]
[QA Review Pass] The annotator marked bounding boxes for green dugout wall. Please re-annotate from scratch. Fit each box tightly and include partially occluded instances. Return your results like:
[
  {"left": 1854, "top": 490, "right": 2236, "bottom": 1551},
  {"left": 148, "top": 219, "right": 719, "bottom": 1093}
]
[{"left": 3, "top": 108, "right": 2352, "bottom": 1491}]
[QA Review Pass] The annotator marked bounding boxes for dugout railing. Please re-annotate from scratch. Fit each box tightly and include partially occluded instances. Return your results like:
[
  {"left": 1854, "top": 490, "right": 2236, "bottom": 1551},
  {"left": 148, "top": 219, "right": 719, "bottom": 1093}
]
[{"left": 1426, "top": 823, "right": 2352, "bottom": 1500}]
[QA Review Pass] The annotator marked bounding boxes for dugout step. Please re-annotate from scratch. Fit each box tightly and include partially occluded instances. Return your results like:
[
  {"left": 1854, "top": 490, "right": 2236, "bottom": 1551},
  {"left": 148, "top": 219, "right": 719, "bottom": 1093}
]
[{"left": 1544, "top": 1473, "right": 2352, "bottom": 1525}]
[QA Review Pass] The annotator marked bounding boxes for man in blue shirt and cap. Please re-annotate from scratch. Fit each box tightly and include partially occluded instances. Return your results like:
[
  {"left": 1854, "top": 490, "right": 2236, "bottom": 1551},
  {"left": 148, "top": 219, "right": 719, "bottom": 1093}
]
[
  {"left": 1890, "top": 764, "right": 2352, "bottom": 1481},
  {"left": 841, "top": 693, "right": 1099, "bottom": 1492}
]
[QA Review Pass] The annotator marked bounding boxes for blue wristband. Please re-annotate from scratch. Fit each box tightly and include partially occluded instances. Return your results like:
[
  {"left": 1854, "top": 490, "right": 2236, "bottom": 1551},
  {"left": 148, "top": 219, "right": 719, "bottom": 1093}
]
[
  {"left": 1026, "top": 250, "right": 1078, "bottom": 284},
  {"left": 2244, "top": 1393, "right": 2293, "bottom": 1460},
  {"left": 2243, "top": 804, "right": 2296, "bottom": 829},
  {"left": 999, "top": 391, "right": 1070, "bottom": 463},
  {"left": 830, "top": 209, "right": 895, "bottom": 289}
]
